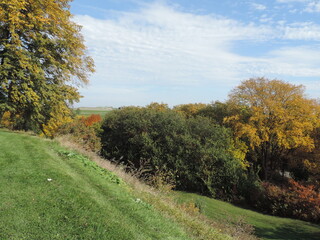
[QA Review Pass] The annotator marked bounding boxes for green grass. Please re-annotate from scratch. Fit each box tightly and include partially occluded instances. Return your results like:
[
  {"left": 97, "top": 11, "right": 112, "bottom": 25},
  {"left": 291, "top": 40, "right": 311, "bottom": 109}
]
[
  {"left": 174, "top": 191, "right": 320, "bottom": 240},
  {"left": 0, "top": 130, "right": 195, "bottom": 240},
  {"left": 7, "top": 129, "right": 314, "bottom": 240}
]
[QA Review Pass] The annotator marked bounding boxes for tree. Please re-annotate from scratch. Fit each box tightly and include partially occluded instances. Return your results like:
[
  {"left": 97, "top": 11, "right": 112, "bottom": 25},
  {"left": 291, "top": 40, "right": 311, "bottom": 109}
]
[
  {"left": 146, "top": 102, "right": 169, "bottom": 111},
  {"left": 173, "top": 103, "right": 207, "bottom": 118},
  {"left": 100, "top": 107, "right": 246, "bottom": 199},
  {"left": 0, "top": 0, "right": 94, "bottom": 134},
  {"left": 227, "top": 78, "right": 320, "bottom": 180}
]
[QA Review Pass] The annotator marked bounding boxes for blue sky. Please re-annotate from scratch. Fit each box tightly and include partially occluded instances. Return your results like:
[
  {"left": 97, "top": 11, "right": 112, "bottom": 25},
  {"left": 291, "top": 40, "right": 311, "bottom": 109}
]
[{"left": 70, "top": 0, "right": 320, "bottom": 107}]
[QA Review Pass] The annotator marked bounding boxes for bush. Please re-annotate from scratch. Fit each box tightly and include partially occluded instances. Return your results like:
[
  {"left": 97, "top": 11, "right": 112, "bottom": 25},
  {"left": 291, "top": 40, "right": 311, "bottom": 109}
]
[
  {"left": 100, "top": 107, "right": 245, "bottom": 200},
  {"left": 84, "top": 114, "right": 102, "bottom": 127},
  {"left": 255, "top": 179, "right": 320, "bottom": 223},
  {"left": 58, "top": 116, "right": 101, "bottom": 152}
]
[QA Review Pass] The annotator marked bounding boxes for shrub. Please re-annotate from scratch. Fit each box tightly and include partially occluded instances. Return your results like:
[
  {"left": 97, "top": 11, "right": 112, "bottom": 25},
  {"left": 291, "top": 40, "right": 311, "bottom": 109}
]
[
  {"left": 100, "top": 107, "right": 245, "bottom": 200},
  {"left": 58, "top": 117, "right": 101, "bottom": 152},
  {"left": 84, "top": 114, "right": 102, "bottom": 127},
  {"left": 256, "top": 179, "right": 320, "bottom": 222}
]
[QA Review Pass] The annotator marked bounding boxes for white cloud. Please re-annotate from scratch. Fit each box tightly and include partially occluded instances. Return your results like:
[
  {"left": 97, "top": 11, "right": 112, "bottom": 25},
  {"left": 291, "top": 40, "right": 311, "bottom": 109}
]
[
  {"left": 74, "top": 3, "right": 273, "bottom": 86},
  {"left": 259, "top": 14, "right": 274, "bottom": 23},
  {"left": 251, "top": 3, "right": 267, "bottom": 10},
  {"left": 282, "top": 22, "right": 320, "bottom": 40},
  {"left": 256, "top": 46, "right": 320, "bottom": 77},
  {"left": 74, "top": 2, "right": 320, "bottom": 106},
  {"left": 305, "top": 2, "right": 320, "bottom": 12},
  {"left": 277, "top": 0, "right": 320, "bottom": 13}
]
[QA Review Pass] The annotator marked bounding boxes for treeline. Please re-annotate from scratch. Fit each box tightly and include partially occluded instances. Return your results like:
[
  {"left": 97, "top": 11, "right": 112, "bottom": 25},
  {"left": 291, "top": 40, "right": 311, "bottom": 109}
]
[{"left": 1, "top": 77, "right": 320, "bottom": 222}]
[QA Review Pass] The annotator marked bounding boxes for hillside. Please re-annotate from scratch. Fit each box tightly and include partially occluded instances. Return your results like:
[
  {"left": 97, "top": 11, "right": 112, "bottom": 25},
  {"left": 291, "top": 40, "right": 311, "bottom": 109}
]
[
  {"left": 2, "top": 130, "right": 318, "bottom": 240},
  {"left": 175, "top": 192, "right": 320, "bottom": 240},
  {"left": 0, "top": 130, "right": 232, "bottom": 240}
]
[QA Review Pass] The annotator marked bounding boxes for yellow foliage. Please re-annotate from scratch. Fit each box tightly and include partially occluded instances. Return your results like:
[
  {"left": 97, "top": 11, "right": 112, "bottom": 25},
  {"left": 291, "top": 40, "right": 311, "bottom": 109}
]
[
  {"left": 173, "top": 103, "right": 207, "bottom": 118},
  {"left": 228, "top": 78, "right": 319, "bottom": 151},
  {"left": 304, "top": 159, "right": 319, "bottom": 173},
  {"left": 0, "top": 112, "right": 13, "bottom": 128},
  {"left": 146, "top": 102, "right": 169, "bottom": 111},
  {"left": 0, "top": 0, "right": 94, "bottom": 133},
  {"left": 229, "top": 139, "right": 249, "bottom": 169},
  {"left": 42, "top": 105, "right": 73, "bottom": 137},
  {"left": 227, "top": 78, "right": 320, "bottom": 178}
]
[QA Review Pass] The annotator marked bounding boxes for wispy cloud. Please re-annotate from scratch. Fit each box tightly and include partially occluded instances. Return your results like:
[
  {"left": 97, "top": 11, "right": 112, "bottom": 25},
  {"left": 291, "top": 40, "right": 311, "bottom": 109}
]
[
  {"left": 304, "top": 1, "right": 320, "bottom": 12},
  {"left": 257, "top": 46, "right": 320, "bottom": 77},
  {"left": 74, "top": 2, "right": 320, "bottom": 106},
  {"left": 276, "top": 0, "right": 320, "bottom": 13},
  {"left": 283, "top": 22, "right": 320, "bottom": 40},
  {"left": 250, "top": 3, "right": 267, "bottom": 10},
  {"left": 75, "top": 3, "right": 273, "bottom": 84}
]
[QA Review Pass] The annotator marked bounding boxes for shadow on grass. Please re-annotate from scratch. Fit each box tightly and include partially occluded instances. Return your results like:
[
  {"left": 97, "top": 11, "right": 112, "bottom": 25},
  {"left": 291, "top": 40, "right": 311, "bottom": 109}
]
[{"left": 255, "top": 222, "right": 320, "bottom": 240}]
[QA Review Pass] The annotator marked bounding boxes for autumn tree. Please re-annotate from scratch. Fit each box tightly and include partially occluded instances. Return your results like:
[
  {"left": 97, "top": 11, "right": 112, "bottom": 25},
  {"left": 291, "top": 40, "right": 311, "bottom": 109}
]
[
  {"left": 146, "top": 102, "right": 170, "bottom": 111},
  {"left": 289, "top": 127, "right": 320, "bottom": 184},
  {"left": 227, "top": 78, "right": 320, "bottom": 180},
  {"left": 0, "top": 0, "right": 94, "bottom": 134},
  {"left": 173, "top": 103, "right": 207, "bottom": 118}
]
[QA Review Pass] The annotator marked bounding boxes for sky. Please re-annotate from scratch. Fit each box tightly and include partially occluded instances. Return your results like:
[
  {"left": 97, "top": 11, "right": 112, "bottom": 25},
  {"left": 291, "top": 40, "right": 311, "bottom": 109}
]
[{"left": 70, "top": 0, "right": 320, "bottom": 107}]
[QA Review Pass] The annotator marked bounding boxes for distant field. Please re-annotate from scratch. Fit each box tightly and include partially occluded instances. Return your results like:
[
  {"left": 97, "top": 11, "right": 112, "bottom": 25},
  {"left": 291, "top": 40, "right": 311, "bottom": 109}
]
[
  {"left": 73, "top": 107, "right": 114, "bottom": 117},
  {"left": 174, "top": 191, "right": 320, "bottom": 240}
]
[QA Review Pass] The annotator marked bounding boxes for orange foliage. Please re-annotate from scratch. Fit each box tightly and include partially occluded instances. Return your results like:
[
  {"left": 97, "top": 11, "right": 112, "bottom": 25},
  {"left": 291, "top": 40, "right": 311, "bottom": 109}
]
[
  {"left": 84, "top": 114, "right": 102, "bottom": 126},
  {"left": 258, "top": 179, "right": 320, "bottom": 222}
]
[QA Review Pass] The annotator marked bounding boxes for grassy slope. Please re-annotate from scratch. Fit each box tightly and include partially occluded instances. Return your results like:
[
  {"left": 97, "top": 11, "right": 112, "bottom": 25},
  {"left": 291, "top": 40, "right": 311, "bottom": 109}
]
[
  {"left": 0, "top": 130, "right": 194, "bottom": 240},
  {"left": 174, "top": 192, "right": 320, "bottom": 240}
]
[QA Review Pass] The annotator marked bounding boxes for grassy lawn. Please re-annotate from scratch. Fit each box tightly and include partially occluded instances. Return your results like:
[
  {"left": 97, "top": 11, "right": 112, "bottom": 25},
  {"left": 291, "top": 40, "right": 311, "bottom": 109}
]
[
  {"left": 174, "top": 191, "right": 320, "bottom": 240},
  {"left": 0, "top": 130, "right": 193, "bottom": 240}
]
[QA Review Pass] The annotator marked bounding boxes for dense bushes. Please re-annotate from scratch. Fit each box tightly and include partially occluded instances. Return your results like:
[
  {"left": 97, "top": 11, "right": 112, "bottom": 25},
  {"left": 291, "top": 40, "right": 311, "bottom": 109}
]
[
  {"left": 255, "top": 179, "right": 320, "bottom": 222},
  {"left": 100, "top": 107, "right": 245, "bottom": 200},
  {"left": 98, "top": 105, "right": 320, "bottom": 223},
  {"left": 57, "top": 115, "right": 102, "bottom": 152}
]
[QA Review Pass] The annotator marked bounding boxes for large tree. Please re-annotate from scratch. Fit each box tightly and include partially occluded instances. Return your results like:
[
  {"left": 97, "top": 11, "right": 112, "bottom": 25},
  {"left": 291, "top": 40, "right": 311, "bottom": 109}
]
[
  {"left": 0, "top": 0, "right": 94, "bottom": 134},
  {"left": 227, "top": 77, "right": 320, "bottom": 180}
]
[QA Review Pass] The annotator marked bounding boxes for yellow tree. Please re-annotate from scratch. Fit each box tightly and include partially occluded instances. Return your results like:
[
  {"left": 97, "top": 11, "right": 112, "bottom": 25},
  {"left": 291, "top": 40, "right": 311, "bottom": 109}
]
[
  {"left": 0, "top": 0, "right": 94, "bottom": 134},
  {"left": 173, "top": 103, "right": 207, "bottom": 118},
  {"left": 227, "top": 77, "right": 320, "bottom": 180},
  {"left": 146, "top": 102, "right": 170, "bottom": 111}
]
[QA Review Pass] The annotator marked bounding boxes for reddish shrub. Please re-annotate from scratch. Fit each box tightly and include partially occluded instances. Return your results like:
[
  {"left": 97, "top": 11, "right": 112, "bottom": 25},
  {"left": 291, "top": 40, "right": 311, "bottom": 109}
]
[
  {"left": 84, "top": 114, "right": 102, "bottom": 126},
  {"left": 256, "top": 179, "right": 320, "bottom": 222}
]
